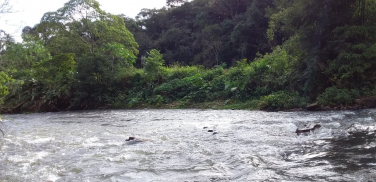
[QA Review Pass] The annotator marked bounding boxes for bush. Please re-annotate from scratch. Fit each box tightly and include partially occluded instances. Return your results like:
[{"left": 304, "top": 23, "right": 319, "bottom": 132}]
[
  {"left": 259, "top": 91, "right": 307, "bottom": 111},
  {"left": 153, "top": 74, "right": 206, "bottom": 102},
  {"left": 148, "top": 95, "right": 164, "bottom": 106},
  {"left": 202, "top": 66, "right": 224, "bottom": 81},
  {"left": 317, "top": 87, "right": 360, "bottom": 106},
  {"left": 163, "top": 64, "right": 204, "bottom": 81},
  {"left": 248, "top": 47, "right": 297, "bottom": 93}
]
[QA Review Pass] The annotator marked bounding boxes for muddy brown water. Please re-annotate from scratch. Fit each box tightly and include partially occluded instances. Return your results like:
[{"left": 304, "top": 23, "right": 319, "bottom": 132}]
[{"left": 0, "top": 109, "right": 375, "bottom": 181}]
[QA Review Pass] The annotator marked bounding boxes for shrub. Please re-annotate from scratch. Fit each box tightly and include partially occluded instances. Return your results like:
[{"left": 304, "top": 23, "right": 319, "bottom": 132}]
[
  {"left": 163, "top": 64, "right": 204, "bottom": 81},
  {"left": 148, "top": 95, "right": 164, "bottom": 106},
  {"left": 202, "top": 66, "right": 224, "bottom": 81},
  {"left": 153, "top": 74, "right": 205, "bottom": 101},
  {"left": 317, "top": 87, "right": 360, "bottom": 106},
  {"left": 259, "top": 91, "right": 307, "bottom": 111}
]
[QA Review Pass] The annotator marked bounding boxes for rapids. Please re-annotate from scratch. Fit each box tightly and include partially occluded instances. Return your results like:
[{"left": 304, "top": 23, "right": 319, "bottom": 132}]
[{"left": 0, "top": 109, "right": 375, "bottom": 181}]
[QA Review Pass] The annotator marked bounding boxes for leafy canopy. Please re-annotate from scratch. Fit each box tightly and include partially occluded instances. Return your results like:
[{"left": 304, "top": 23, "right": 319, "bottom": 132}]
[{"left": 33, "top": 0, "right": 138, "bottom": 56}]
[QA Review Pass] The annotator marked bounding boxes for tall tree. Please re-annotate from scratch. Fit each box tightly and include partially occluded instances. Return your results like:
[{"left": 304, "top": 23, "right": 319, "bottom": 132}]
[
  {"left": 208, "top": 0, "right": 249, "bottom": 19},
  {"left": 166, "top": 0, "right": 188, "bottom": 7},
  {"left": 268, "top": 0, "right": 376, "bottom": 96},
  {"left": 0, "top": 0, "right": 12, "bottom": 16},
  {"left": 33, "top": 0, "right": 138, "bottom": 57}
]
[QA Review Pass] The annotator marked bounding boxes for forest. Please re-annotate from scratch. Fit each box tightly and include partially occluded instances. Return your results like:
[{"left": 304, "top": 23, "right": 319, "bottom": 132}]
[{"left": 0, "top": 0, "right": 376, "bottom": 113}]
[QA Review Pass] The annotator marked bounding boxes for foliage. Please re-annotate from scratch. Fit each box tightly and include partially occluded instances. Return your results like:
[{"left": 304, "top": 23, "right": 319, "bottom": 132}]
[
  {"left": 153, "top": 74, "right": 204, "bottom": 102},
  {"left": 268, "top": 0, "right": 376, "bottom": 96},
  {"left": 132, "top": 0, "right": 273, "bottom": 67},
  {"left": 33, "top": 0, "right": 138, "bottom": 57},
  {"left": 148, "top": 95, "right": 164, "bottom": 106},
  {"left": 164, "top": 64, "right": 204, "bottom": 81},
  {"left": 32, "top": 53, "right": 76, "bottom": 103},
  {"left": 317, "top": 87, "right": 360, "bottom": 107},
  {"left": 249, "top": 46, "right": 297, "bottom": 93},
  {"left": 0, "top": 39, "right": 51, "bottom": 74},
  {"left": 2, "top": 0, "right": 376, "bottom": 112},
  {"left": 259, "top": 91, "right": 307, "bottom": 111},
  {"left": 102, "top": 42, "right": 137, "bottom": 71},
  {"left": 143, "top": 49, "right": 165, "bottom": 79},
  {"left": 0, "top": 71, "right": 11, "bottom": 103}
]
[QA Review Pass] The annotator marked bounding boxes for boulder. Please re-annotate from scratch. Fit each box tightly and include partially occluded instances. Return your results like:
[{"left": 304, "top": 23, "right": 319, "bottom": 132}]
[
  {"left": 125, "top": 137, "right": 148, "bottom": 144},
  {"left": 296, "top": 123, "right": 321, "bottom": 135},
  {"left": 355, "top": 97, "right": 376, "bottom": 107},
  {"left": 306, "top": 103, "right": 319, "bottom": 111},
  {"left": 125, "top": 137, "right": 136, "bottom": 141}
]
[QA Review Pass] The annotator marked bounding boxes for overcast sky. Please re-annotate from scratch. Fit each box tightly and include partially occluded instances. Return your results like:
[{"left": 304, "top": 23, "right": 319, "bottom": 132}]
[{"left": 0, "top": 0, "right": 167, "bottom": 42}]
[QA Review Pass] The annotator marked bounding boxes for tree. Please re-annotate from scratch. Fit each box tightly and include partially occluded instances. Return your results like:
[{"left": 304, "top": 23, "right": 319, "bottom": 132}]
[
  {"left": 230, "top": 0, "right": 273, "bottom": 60},
  {"left": 21, "top": 0, "right": 141, "bottom": 109},
  {"left": 0, "top": 71, "right": 11, "bottom": 103},
  {"left": 102, "top": 42, "right": 137, "bottom": 71},
  {"left": 203, "top": 40, "right": 222, "bottom": 66},
  {"left": 134, "top": 0, "right": 273, "bottom": 67},
  {"left": 33, "top": 0, "right": 138, "bottom": 57},
  {"left": 268, "top": 0, "right": 376, "bottom": 96},
  {"left": 0, "top": 38, "right": 51, "bottom": 74},
  {"left": 143, "top": 49, "right": 165, "bottom": 79},
  {"left": 0, "top": 30, "right": 14, "bottom": 53},
  {"left": 208, "top": 0, "right": 249, "bottom": 19},
  {"left": 0, "top": 0, "right": 14, "bottom": 52},
  {"left": 166, "top": 0, "right": 188, "bottom": 7},
  {"left": 0, "top": 0, "right": 12, "bottom": 16}
]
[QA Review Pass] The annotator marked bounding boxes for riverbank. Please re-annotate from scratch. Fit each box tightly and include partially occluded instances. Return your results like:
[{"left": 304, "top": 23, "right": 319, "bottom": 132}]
[
  {"left": 1, "top": 52, "right": 375, "bottom": 114},
  {"left": 100, "top": 98, "right": 374, "bottom": 113},
  {"left": 2, "top": 96, "right": 376, "bottom": 114}
]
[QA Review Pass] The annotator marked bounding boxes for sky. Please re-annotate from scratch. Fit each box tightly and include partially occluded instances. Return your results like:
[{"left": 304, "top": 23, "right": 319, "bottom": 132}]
[{"left": 0, "top": 0, "right": 168, "bottom": 42}]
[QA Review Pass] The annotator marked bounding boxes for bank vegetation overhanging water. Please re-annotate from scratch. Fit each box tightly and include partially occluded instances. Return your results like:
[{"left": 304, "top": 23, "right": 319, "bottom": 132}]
[{"left": 1, "top": 0, "right": 376, "bottom": 114}]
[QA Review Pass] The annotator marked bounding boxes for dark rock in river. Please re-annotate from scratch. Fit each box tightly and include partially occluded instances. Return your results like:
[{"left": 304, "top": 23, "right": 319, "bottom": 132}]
[
  {"left": 208, "top": 130, "right": 214, "bottom": 132},
  {"left": 355, "top": 97, "right": 376, "bottom": 108},
  {"left": 306, "top": 103, "right": 319, "bottom": 111},
  {"left": 125, "top": 137, "right": 136, "bottom": 141},
  {"left": 125, "top": 137, "right": 148, "bottom": 144},
  {"left": 296, "top": 123, "right": 321, "bottom": 135}
]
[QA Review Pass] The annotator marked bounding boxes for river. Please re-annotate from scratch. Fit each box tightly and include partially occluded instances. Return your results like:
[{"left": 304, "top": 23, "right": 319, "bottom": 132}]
[{"left": 0, "top": 109, "right": 375, "bottom": 181}]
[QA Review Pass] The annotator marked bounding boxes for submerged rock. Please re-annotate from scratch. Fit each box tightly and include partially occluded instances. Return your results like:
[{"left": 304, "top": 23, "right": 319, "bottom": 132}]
[
  {"left": 125, "top": 137, "right": 147, "bottom": 144},
  {"left": 296, "top": 123, "right": 321, "bottom": 135}
]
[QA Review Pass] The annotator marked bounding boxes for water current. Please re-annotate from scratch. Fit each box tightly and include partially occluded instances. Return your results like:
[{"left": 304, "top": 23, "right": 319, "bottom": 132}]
[{"left": 0, "top": 109, "right": 376, "bottom": 181}]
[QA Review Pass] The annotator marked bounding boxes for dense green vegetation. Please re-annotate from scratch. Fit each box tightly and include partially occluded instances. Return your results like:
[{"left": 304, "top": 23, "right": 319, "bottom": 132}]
[{"left": 1, "top": 0, "right": 376, "bottom": 113}]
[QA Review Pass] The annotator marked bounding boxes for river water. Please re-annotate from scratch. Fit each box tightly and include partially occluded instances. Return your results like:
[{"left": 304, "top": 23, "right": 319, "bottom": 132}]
[{"left": 0, "top": 109, "right": 375, "bottom": 181}]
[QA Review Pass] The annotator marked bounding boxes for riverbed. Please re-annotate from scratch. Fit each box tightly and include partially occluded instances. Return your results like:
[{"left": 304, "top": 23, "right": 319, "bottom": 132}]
[{"left": 1, "top": 109, "right": 375, "bottom": 181}]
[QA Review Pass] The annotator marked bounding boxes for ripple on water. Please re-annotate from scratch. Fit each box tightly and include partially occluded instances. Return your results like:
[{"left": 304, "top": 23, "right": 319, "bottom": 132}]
[{"left": 1, "top": 109, "right": 376, "bottom": 181}]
